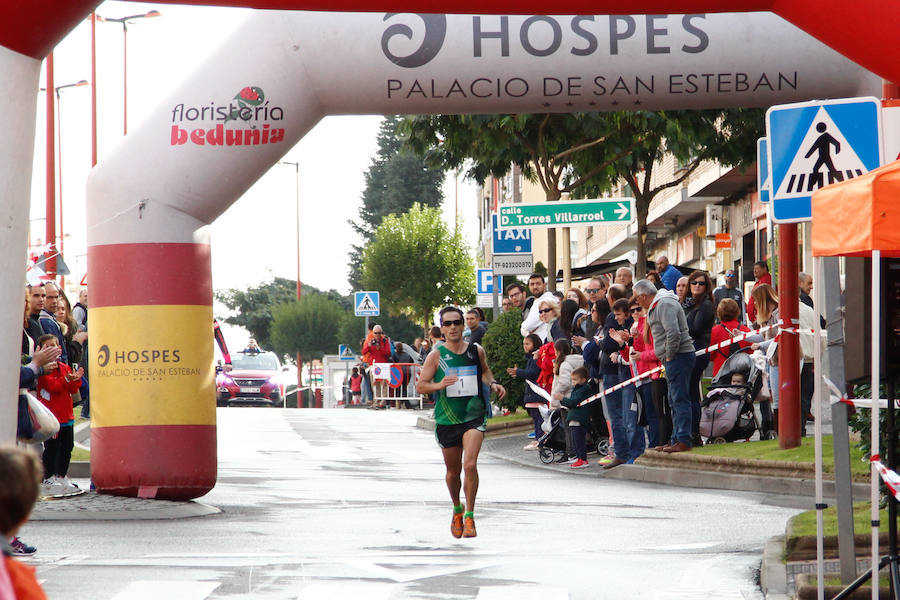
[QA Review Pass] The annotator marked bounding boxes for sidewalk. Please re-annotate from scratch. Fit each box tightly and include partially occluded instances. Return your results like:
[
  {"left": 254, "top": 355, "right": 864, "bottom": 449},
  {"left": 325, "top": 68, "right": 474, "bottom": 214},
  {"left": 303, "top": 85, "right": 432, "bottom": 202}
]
[{"left": 423, "top": 416, "right": 866, "bottom": 600}]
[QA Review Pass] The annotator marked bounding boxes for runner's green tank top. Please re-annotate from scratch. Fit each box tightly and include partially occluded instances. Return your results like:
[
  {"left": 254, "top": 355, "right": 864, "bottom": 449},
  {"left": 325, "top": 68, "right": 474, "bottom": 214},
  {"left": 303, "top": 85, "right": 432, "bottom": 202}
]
[{"left": 433, "top": 344, "right": 486, "bottom": 426}]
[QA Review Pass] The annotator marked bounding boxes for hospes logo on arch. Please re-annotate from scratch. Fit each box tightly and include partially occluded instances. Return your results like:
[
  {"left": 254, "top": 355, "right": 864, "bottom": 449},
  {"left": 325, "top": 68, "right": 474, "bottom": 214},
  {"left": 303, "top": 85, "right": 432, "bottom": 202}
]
[
  {"left": 96, "top": 344, "right": 182, "bottom": 368},
  {"left": 381, "top": 13, "right": 710, "bottom": 69},
  {"left": 170, "top": 86, "right": 286, "bottom": 148}
]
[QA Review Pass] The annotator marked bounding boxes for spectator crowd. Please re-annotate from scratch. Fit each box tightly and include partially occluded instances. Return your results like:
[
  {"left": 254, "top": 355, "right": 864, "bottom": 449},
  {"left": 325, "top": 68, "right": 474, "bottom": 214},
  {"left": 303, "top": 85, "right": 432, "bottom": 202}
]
[{"left": 355, "top": 255, "right": 817, "bottom": 472}]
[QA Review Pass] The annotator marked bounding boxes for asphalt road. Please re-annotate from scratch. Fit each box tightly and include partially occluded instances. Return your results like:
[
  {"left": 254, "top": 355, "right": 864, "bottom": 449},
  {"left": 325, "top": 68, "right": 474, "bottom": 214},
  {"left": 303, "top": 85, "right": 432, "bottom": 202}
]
[{"left": 21, "top": 408, "right": 800, "bottom": 599}]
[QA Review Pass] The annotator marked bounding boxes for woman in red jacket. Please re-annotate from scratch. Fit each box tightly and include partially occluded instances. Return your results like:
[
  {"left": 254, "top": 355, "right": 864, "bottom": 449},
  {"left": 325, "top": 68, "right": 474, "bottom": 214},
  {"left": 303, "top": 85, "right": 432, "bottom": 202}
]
[
  {"left": 626, "top": 299, "right": 664, "bottom": 448},
  {"left": 709, "top": 298, "right": 752, "bottom": 376}
]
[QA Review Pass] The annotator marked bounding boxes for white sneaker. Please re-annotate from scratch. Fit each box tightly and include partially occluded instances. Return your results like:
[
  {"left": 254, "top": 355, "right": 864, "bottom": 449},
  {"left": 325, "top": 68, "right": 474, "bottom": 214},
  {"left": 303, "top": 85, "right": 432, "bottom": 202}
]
[
  {"left": 523, "top": 441, "right": 539, "bottom": 450},
  {"left": 564, "top": 456, "right": 579, "bottom": 464}
]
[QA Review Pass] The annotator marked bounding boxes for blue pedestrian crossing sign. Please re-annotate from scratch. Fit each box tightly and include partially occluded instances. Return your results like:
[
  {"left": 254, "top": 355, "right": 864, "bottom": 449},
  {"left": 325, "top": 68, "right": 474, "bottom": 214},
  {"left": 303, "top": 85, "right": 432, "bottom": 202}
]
[
  {"left": 491, "top": 214, "right": 532, "bottom": 255},
  {"left": 766, "top": 96, "right": 882, "bottom": 224},
  {"left": 757, "top": 138, "right": 770, "bottom": 204},
  {"left": 354, "top": 291, "right": 380, "bottom": 317},
  {"left": 338, "top": 344, "right": 355, "bottom": 360}
]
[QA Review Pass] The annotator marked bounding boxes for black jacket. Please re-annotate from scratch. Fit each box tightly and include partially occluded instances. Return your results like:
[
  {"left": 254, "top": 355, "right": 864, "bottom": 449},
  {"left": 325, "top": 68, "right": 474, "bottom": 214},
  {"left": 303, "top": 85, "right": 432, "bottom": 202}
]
[
  {"left": 515, "top": 351, "right": 542, "bottom": 405},
  {"left": 684, "top": 297, "right": 715, "bottom": 349}
]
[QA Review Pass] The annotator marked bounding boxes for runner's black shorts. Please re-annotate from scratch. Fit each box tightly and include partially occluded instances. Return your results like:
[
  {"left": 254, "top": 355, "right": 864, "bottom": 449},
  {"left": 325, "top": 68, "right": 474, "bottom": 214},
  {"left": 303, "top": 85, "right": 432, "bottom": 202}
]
[{"left": 435, "top": 417, "right": 487, "bottom": 449}]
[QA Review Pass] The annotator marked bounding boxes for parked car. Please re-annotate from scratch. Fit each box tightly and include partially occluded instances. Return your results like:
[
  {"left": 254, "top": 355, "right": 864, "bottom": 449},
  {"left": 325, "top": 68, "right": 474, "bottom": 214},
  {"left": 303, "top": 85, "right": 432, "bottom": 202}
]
[{"left": 216, "top": 350, "right": 286, "bottom": 407}]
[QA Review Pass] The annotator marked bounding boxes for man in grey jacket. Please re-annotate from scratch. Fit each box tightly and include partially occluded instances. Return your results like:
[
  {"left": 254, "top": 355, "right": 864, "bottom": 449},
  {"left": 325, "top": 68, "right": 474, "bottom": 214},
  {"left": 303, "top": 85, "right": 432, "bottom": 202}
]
[{"left": 634, "top": 279, "right": 696, "bottom": 452}]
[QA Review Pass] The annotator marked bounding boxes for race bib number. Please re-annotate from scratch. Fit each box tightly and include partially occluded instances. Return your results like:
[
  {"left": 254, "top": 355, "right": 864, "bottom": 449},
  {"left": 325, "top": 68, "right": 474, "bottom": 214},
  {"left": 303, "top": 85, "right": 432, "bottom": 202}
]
[{"left": 445, "top": 366, "right": 478, "bottom": 397}]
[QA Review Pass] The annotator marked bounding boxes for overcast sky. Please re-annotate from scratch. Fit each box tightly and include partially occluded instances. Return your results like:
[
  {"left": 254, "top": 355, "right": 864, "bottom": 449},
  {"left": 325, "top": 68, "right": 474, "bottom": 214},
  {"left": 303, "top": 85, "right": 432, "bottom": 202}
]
[{"left": 33, "top": 0, "right": 480, "bottom": 319}]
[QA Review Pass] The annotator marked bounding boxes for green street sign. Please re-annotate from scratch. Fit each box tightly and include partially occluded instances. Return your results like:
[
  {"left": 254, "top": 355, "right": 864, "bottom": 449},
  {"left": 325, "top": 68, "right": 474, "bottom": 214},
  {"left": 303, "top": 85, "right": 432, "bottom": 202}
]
[{"left": 497, "top": 199, "right": 633, "bottom": 229}]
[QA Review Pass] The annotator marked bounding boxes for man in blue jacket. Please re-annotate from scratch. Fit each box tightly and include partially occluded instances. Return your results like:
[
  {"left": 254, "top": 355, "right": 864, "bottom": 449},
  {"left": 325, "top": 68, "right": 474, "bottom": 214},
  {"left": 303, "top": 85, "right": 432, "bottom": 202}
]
[{"left": 655, "top": 256, "right": 681, "bottom": 292}]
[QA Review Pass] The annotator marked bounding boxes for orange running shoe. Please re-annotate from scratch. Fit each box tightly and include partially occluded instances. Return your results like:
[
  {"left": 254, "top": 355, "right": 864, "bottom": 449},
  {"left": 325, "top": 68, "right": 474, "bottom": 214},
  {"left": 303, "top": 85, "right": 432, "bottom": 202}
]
[
  {"left": 450, "top": 511, "right": 464, "bottom": 538},
  {"left": 462, "top": 515, "right": 477, "bottom": 538}
]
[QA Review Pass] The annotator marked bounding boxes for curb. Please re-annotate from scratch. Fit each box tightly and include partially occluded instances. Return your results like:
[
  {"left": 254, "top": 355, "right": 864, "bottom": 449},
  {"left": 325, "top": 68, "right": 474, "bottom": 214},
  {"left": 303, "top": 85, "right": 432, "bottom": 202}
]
[
  {"left": 761, "top": 535, "right": 791, "bottom": 600},
  {"left": 31, "top": 493, "right": 220, "bottom": 521}
]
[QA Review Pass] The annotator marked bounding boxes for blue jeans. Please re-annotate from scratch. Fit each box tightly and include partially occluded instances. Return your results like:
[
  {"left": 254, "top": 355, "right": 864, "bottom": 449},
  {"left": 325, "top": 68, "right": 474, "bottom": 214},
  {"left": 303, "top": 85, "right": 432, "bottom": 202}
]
[
  {"left": 665, "top": 352, "right": 696, "bottom": 446},
  {"left": 361, "top": 370, "right": 373, "bottom": 404},
  {"left": 603, "top": 373, "right": 633, "bottom": 462},
  {"left": 620, "top": 379, "right": 646, "bottom": 461},
  {"left": 570, "top": 424, "right": 587, "bottom": 460}
]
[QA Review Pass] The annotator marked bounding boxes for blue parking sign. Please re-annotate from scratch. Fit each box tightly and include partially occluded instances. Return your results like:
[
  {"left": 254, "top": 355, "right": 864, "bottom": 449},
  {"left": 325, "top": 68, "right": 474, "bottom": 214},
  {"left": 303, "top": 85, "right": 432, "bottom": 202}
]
[
  {"left": 766, "top": 97, "right": 882, "bottom": 223},
  {"left": 476, "top": 268, "right": 494, "bottom": 295}
]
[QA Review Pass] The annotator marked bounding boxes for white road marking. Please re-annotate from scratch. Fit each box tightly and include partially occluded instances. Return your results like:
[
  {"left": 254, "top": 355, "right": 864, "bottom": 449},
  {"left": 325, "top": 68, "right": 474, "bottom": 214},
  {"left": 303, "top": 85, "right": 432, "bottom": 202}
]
[
  {"left": 110, "top": 581, "right": 220, "bottom": 600},
  {"left": 475, "top": 583, "right": 569, "bottom": 599}
]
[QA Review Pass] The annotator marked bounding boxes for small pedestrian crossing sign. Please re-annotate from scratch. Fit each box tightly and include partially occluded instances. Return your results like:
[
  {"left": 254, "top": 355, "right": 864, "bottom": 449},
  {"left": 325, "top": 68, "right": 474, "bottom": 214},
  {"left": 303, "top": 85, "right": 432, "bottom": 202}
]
[
  {"left": 766, "top": 96, "right": 882, "bottom": 224},
  {"left": 338, "top": 344, "right": 355, "bottom": 360},
  {"left": 354, "top": 291, "right": 380, "bottom": 317},
  {"left": 757, "top": 138, "right": 769, "bottom": 204}
]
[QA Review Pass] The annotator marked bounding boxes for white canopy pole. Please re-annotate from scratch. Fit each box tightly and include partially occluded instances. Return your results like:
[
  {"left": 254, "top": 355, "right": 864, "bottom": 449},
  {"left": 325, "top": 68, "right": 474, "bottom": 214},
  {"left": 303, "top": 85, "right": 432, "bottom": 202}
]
[
  {"left": 813, "top": 255, "right": 826, "bottom": 600},
  {"left": 871, "top": 249, "right": 881, "bottom": 600}
]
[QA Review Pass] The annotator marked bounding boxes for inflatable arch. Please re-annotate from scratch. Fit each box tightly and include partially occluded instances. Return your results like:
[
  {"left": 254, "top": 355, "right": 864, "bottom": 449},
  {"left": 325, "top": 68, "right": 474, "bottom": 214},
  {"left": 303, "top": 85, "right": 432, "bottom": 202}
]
[{"left": 0, "top": 4, "right": 893, "bottom": 499}]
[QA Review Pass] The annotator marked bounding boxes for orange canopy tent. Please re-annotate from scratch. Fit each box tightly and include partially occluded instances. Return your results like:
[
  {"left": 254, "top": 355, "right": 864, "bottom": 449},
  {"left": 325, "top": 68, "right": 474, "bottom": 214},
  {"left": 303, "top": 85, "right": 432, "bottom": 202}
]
[{"left": 811, "top": 159, "right": 900, "bottom": 258}]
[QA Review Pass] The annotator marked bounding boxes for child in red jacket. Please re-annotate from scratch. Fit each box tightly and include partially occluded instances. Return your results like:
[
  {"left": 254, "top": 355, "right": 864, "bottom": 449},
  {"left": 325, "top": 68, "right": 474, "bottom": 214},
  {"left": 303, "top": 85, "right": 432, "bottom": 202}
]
[{"left": 35, "top": 335, "right": 83, "bottom": 491}]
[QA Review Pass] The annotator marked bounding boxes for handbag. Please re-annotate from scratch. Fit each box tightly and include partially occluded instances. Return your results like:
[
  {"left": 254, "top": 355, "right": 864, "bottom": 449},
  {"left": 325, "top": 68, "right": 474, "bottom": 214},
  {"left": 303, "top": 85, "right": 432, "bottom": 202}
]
[{"left": 17, "top": 389, "right": 60, "bottom": 444}]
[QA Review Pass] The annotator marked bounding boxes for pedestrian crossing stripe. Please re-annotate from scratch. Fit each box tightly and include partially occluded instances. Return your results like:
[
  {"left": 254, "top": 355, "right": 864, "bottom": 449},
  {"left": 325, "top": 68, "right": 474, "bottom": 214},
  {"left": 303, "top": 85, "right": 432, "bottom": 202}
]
[{"left": 766, "top": 96, "right": 882, "bottom": 224}]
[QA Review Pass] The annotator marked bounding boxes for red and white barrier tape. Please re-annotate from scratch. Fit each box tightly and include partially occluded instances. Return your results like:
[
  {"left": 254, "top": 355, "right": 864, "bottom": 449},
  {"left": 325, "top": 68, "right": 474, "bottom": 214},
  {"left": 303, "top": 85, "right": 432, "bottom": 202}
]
[
  {"left": 822, "top": 375, "right": 889, "bottom": 409},
  {"left": 525, "top": 318, "right": 834, "bottom": 409},
  {"left": 871, "top": 455, "right": 900, "bottom": 502}
]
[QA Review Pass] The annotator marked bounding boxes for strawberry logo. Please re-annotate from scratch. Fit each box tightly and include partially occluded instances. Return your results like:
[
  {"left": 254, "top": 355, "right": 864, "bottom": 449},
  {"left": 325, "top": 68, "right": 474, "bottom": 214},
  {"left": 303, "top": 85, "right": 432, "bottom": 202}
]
[{"left": 225, "top": 86, "right": 265, "bottom": 123}]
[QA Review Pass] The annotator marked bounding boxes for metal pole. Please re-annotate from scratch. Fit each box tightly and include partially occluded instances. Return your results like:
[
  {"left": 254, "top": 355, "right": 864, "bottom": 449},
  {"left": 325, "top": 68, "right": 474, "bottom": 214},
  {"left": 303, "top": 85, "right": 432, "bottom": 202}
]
[
  {"left": 91, "top": 13, "right": 97, "bottom": 167},
  {"left": 492, "top": 271, "right": 499, "bottom": 318},
  {"left": 871, "top": 249, "right": 882, "bottom": 600},
  {"left": 824, "top": 254, "right": 857, "bottom": 583},
  {"left": 778, "top": 223, "right": 801, "bottom": 448},
  {"left": 562, "top": 227, "right": 572, "bottom": 291},
  {"left": 45, "top": 53, "right": 57, "bottom": 277},
  {"left": 56, "top": 86, "right": 64, "bottom": 289},
  {"left": 122, "top": 22, "right": 128, "bottom": 136},
  {"left": 295, "top": 163, "right": 300, "bottom": 300}
]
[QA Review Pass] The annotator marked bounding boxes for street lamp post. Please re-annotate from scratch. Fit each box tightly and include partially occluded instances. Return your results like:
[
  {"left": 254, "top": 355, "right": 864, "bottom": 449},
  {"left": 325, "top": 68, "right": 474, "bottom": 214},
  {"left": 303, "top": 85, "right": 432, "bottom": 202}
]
[
  {"left": 279, "top": 160, "right": 302, "bottom": 405},
  {"left": 96, "top": 10, "right": 161, "bottom": 136},
  {"left": 55, "top": 80, "right": 89, "bottom": 289}
]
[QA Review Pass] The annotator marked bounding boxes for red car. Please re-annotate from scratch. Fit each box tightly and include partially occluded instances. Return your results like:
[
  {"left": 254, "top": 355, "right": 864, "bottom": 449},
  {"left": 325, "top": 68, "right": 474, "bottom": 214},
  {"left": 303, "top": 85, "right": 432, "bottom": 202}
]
[{"left": 216, "top": 351, "right": 286, "bottom": 407}]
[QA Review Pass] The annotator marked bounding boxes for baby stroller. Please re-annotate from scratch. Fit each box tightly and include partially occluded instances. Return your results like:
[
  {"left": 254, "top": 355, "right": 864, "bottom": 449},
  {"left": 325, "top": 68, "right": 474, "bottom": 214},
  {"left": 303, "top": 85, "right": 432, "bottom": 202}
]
[
  {"left": 700, "top": 351, "right": 775, "bottom": 443},
  {"left": 536, "top": 405, "right": 609, "bottom": 464}
]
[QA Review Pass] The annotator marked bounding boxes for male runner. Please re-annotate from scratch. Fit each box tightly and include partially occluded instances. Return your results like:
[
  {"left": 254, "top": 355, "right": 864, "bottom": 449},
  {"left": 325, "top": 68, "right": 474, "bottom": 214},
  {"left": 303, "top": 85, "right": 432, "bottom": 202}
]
[{"left": 417, "top": 306, "right": 506, "bottom": 539}]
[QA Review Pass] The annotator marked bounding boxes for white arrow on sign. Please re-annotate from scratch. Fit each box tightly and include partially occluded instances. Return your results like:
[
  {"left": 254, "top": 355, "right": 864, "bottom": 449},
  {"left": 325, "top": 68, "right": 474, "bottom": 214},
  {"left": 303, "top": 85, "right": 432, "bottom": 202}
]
[{"left": 614, "top": 203, "right": 629, "bottom": 219}]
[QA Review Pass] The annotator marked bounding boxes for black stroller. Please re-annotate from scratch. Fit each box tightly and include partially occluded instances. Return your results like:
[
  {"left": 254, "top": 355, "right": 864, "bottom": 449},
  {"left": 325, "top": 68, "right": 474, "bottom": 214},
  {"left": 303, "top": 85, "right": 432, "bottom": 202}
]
[
  {"left": 537, "top": 405, "right": 609, "bottom": 464},
  {"left": 700, "top": 351, "right": 776, "bottom": 443}
]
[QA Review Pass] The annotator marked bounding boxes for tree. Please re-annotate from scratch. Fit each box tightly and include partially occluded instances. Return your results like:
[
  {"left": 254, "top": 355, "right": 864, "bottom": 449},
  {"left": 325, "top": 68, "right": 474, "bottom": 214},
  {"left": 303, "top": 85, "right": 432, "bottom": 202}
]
[
  {"left": 481, "top": 309, "right": 524, "bottom": 412},
  {"left": 401, "top": 110, "right": 764, "bottom": 281},
  {"left": 215, "top": 277, "right": 351, "bottom": 350},
  {"left": 269, "top": 295, "right": 345, "bottom": 361},
  {"left": 361, "top": 203, "right": 474, "bottom": 328},
  {"left": 573, "top": 109, "right": 765, "bottom": 277},
  {"left": 400, "top": 113, "right": 636, "bottom": 290},
  {"left": 347, "top": 116, "right": 445, "bottom": 289}
]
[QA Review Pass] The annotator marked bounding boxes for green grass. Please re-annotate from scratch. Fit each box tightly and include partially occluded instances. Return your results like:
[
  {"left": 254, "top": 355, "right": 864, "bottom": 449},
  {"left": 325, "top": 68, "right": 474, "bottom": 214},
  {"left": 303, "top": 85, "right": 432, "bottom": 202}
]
[
  {"left": 486, "top": 409, "right": 529, "bottom": 425},
  {"left": 690, "top": 435, "right": 869, "bottom": 477},
  {"left": 788, "top": 501, "right": 893, "bottom": 538},
  {"left": 71, "top": 447, "right": 90, "bottom": 462}
]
